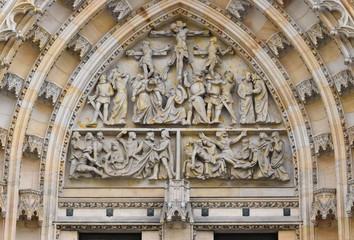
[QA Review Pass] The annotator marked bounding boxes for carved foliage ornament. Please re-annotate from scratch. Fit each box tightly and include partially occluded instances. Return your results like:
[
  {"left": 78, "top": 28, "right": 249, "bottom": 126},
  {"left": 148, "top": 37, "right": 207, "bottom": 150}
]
[
  {"left": 313, "top": 132, "right": 334, "bottom": 156},
  {"left": 1, "top": 72, "right": 25, "bottom": 98},
  {"left": 62, "top": 0, "right": 86, "bottom": 10},
  {"left": 226, "top": 0, "right": 251, "bottom": 20},
  {"left": 0, "top": 127, "right": 7, "bottom": 149},
  {"left": 39, "top": 80, "right": 62, "bottom": 105},
  {"left": 23, "top": 134, "right": 44, "bottom": 159},
  {"left": 27, "top": 25, "right": 51, "bottom": 50},
  {"left": 346, "top": 179, "right": 354, "bottom": 216},
  {"left": 107, "top": 0, "right": 132, "bottom": 22},
  {"left": 295, "top": 78, "right": 320, "bottom": 103},
  {"left": 67, "top": 34, "right": 92, "bottom": 59},
  {"left": 17, "top": 189, "right": 43, "bottom": 225},
  {"left": 0, "top": 181, "right": 6, "bottom": 218},
  {"left": 266, "top": 32, "right": 291, "bottom": 57},
  {"left": 306, "top": 23, "right": 330, "bottom": 47},
  {"left": 311, "top": 188, "right": 337, "bottom": 224},
  {"left": 0, "top": 0, "right": 42, "bottom": 42},
  {"left": 332, "top": 69, "right": 354, "bottom": 95},
  {"left": 348, "top": 125, "right": 354, "bottom": 147}
]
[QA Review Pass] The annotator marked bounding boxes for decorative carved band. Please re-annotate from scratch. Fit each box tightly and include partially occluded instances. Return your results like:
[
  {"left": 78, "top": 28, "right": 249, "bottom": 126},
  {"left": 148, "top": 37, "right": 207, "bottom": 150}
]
[
  {"left": 23, "top": 134, "right": 44, "bottom": 159},
  {"left": 0, "top": 126, "right": 7, "bottom": 149},
  {"left": 0, "top": 181, "right": 6, "bottom": 218},
  {"left": 313, "top": 132, "right": 334, "bottom": 156},
  {"left": 311, "top": 188, "right": 336, "bottom": 224},
  {"left": 56, "top": 224, "right": 161, "bottom": 231},
  {"left": 17, "top": 189, "right": 43, "bottom": 225},
  {"left": 1, "top": 72, "right": 25, "bottom": 98},
  {"left": 58, "top": 202, "right": 164, "bottom": 208},
  {"left": 193, "top": 224, "right": 300, "bottom": 231}
]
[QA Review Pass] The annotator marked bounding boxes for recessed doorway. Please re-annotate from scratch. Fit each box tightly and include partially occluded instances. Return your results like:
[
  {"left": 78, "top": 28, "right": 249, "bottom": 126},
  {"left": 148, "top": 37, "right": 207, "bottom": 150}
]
[
  {"left": 214, "top": 233, "right": 278, "bottom": 240},
  {"left": 79, "top": 233, "right": 141, "bottom": 240}
]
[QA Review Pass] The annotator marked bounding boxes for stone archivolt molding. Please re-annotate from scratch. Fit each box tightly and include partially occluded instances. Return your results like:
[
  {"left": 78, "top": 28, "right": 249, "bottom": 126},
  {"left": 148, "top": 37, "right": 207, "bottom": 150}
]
[
  {"left": 23, "top": 134, "right": 44, "bottom": 159},
  {"left": 332, "top": 69, "right": 354, "bottom": 95},
  {"left": 0, "top": 181, "right": 6, "bottom": 218},
  {"left": 67, "top": 34, "right": 93, "bottom": 60},
  {"left": 295, "top": 78, "right": 320, "bottom": 104},
  {"left": 306, "top": 22, "right": 330, "bottom": 48},
  {"left": 17, "top": 189, "right": 43, "bottom": 225},
  {"left": 38, "top": 80, "right": 62, "bottom": 105},
  {"left": 0, "top": 0, "right": 42, "bottom": 42},
  {"left": 107, "top": 0, "right": 132, "bottom": 22},
  {"left": 1, "top": 72, "right": 24, "bottom": 98},
  {"left": 311, "top": 188, "right": 337, "bottom": 224},
  {"left": 27, "top": 25, "right": 51, "bottom": 51},
  {"left": 226, "top": 0, "right": 251, "bottom": 20},
  {"left": 266, "top": 32, "right": 292, "bottom": 57},
  {"left": 313, "top": 132, "right": 334, "bottom": 156},
  {"left": 0, "top": 126, "right": 7, "bottom": 149}
]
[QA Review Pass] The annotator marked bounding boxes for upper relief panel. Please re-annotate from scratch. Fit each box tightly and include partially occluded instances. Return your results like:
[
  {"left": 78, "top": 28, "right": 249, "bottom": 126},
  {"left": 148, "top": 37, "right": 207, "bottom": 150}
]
[{"left": 76, "top": 20, "right": 282, "bottom": 129}]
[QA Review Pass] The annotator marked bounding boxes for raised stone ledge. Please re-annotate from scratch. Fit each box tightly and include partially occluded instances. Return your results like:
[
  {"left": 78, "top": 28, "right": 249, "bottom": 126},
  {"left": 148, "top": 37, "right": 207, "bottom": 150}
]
[
  {"left": 313, "top": 132, "right": 334, "bottom": 156},
  {"left": 62, "top": 0, "right": 86, "bottom": 10},
  {"left": 0, "top": 181, "right": 6, "bottom": 218},
  {"left": 333, "top": 69, "right": 354, "bottom": 95},
  {"left": 306, "top": 23, "right": 330, "bottom": 48},
  {"left": 1, "top": 72, "right": 24, "bottom": 98},
  {"left": 67, "top": 34, "right": 92, "bottom": 59},
  {"left": 311, "top": 188, "right": 336, "bottom": 224},
  {"left": 295, "top": 78, "right": 320, "bottom": 103},
  {"left": 17, "top": 189, "right": 42, "bottom": 225},
  {"left": 0, "top": 126, "right": 7, "bottom": 149},
  {"left": 27, "top": 25, "right": 51, "bottom": 50},
  {"left": 107, "top": 0, "right": 132, "bottom": 22},
  {"left": 266, "top": 32, "right": 292, "bottom": 57},
  {"left": 38, "top": 80, "right": 62, "bottom": 105},
  {"left": 23, "top": 134, "right": 44, "bottom": 159},
  {"left": 226, "top": 0, "right": 251, "bottom": 20}
]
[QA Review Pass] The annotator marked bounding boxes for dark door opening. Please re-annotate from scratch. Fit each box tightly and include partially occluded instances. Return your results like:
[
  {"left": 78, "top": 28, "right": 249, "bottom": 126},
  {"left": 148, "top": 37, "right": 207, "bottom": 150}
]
[
  {"left": 79, "top": 233, "right": 141, "bottom": 240},
  {"left": 214, "top": 233, "right": 278, "bottom": 240}
]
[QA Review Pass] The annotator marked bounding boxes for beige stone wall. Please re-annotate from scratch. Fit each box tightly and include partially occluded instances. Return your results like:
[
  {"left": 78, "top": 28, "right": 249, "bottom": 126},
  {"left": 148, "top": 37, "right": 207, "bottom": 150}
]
[{"left": 0, "top": 0, "right": 352, "bottom": 240}]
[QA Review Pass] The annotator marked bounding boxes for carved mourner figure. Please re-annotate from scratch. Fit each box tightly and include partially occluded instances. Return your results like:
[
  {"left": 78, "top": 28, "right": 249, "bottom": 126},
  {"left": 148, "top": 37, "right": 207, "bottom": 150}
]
[
  {"left": 75, "top": 146, "right": 104, "bottom": 178},
  {"left": 150, "top": 129, "right": 175, "bottom": 179},
  {"left": 194, "top": 37, "right": 232, "bottom": 76},
  {"left": 132, "top": 74, "right": 164, "bottom": 124},
  {"left": 238, "top": 71, "right": 255, "bottom": 124},
  {"left": 163, "top": 86, "right": 188, "bottom": 124},
  {"left": 185, "top": 73, "right": 209, "bottom": 125},
  {"left": 126, "top": 40, "right": 170, "bottom": 79},
  {"left": 93, "top": 132, "right": 111, "bottom": 165},
  {"left": 230, "top": 139, "right": 256, "bottom": 179},
  {"left": 108, "top": 67, "right": 129, "bottom": 125},
  {"left": 87, "top": 74, "right": 114, "bottom": 127},
  {"left": 253, "top": 132, "right": 274, "bottom": 179},
  {"left": 151, "top": 21, "right": 209, "bottom": 83},
  {"left": 199, "top": 130, "right": 247, "bottom": 168},
  {"left": 251, "top": 73, "right": 280, "bottom": 124},
  {"left": 69, "top": 132, "right": 84, "bottom": 179},
  {"left": 221, "top": 71, "right": 237, "bottom": 124},
  {"left": 205, "top": 72, "right": 223, "bottom": 123},
  {"left": 270, "top": 132, "right": 290, "bottom": 181}
]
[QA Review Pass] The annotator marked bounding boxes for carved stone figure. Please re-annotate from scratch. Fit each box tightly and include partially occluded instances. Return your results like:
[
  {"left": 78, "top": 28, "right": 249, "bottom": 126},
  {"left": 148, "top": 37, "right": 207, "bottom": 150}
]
[
  {"left": 194, "top": 37, "right": 232, "bottom": 76},
  {"left": 75, "top": 146, "right": 104, "bottom": 178},
  {"left": 199, "top": 130, "right": 247, "bottom": 168},
  {"left": 186, "top": 73, "right": 209, "bottom": 125},
  {"left": 116, "top": 130, "right": 140, "bottom": 165},
  {"left": 270, "top": 132, "right": 290, "bottom": 181},
  {"left": 221, "top": 71, "right": 237, "bottom": 124},
  {"left": 205, "top": 72, "right": 223, "bottom": 123},
  {"left": 69, "top": 131, "right": 84, "bottom": 179},
  {"left": 138, "top": 132, "right": 159, "bottom": 178},
  {"left": 163, "top": 85, "right": 188, "bottom": 124},
  {"left": 108, "top": 141, "right": 126, "bottom": 170},
  {"left": 230, "top": 139, "right": 256, "bottom": 179},
  {"left": 87, "top": 74, "right": 114, "bottom": 127},
  {"left": 150, "top": 129, "right": 175, "bottom": 180},
  {"left": 253, "top": 132, "right": 274, "bottom": 179},
  {"left": 238, "top": 71, "right": 255, "bottom": 124},
  {"left": 126, "top": 41, "right": 170, "bottom": 79},
  {"left": 93, "top": 132, "right": 111, "bottom": 165},
  {"left": 132, "top": 74, "right": 164, "bottom": 124},
  {"left": 251, "top": 74, "right": 280, "bottom": 124},
  {"left": 151, "top": 21, "right": 209, "bottom": 83},
  {"left": 108, "top": 67, "right": 129, "bottom": 125}
]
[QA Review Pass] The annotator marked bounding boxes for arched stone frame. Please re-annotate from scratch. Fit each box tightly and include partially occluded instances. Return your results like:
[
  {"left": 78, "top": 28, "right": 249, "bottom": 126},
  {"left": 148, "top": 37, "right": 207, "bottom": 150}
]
[{"left": 1, "top": 0, "right": 352, "bottom": 240}]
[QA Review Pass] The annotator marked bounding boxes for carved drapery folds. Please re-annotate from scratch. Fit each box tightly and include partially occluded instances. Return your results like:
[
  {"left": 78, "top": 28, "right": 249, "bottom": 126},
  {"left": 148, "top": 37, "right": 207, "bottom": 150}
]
[
  {"left": 160, "top": 179, "right": 193, "bottom": 225},
  {"left": 226, "top": 0, "right": 251, "bottom": 20},
  {"left": 332, "top": 69, "right": 354, "bottom": 95},
  {"left": 0, "top": 127, "right": 7, "bottom": 149},
  {"left": 266, "top": 32, "right": 291, "bottom": 57},
  {"left": 0, "top": 0, "right": 42, "bottom": 42},
  {"left": 1, "top": 72, "right": 25, "bottom": 98},
  {"left": 0, "top": 181, "right": 6, "bottom": 218},
  {"left": 348, "top": 125, "right": 354, "bottom": 147},
  {"left": 306, "top": 23, "right": 330, "bottom": 47},
  {"left": 314, "top": 132, "right": 334, "bottom": 156},
  {"left": 346, "top": 179, "right": 354, "bottom": 216},
  {"left": 311, "top": 188, "right": 337, "bottom": 225},
  {"left": 107, "top": 0, "right": 132, "bottom": 22},
  {"left": 27, "top": 25, "right": 51, "bottom": 50},
  {"left": 23, "top": 134, "right": 43, "bottom": 159},
  {"left": 38, "top": 80, "right": 62, "bottom": 105},
  {"left": 296, "top": 78, "right": 320, "bottom": 103},
  {"left": 67, "top": 34, "right": 92, "bottom": 59},
  {"left": 17, "top": 189, "right": 43, "bottom": 225},
  {"left": 62, "top": 0, "right": 86, "bottom": 10}
]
